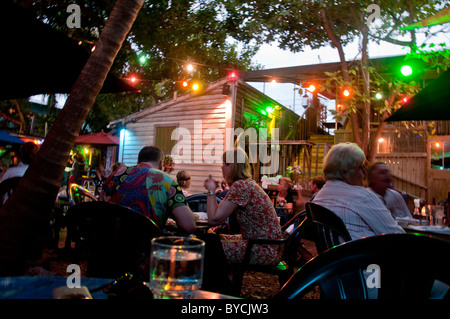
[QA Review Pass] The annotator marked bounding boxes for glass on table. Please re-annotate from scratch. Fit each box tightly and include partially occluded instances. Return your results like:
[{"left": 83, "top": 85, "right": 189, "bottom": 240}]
[
  {"left": 149, "top": 236, "right": 204, "bottom": 299},
  {"left": 426, "top": 205, "right": 446, "bottom": 227}
]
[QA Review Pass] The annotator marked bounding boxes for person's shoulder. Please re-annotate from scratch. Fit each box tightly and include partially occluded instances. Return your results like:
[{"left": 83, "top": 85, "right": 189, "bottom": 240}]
[{"left": 386, "top": 188, "right": 402, "bottom": 198}]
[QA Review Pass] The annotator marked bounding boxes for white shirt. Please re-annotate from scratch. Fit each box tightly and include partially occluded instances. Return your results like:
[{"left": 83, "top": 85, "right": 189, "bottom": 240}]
[
  {"left": 2, "top": 162, "right": 29, "bottom": 181},
  {"left": 313, "top": 180, "right": 405, "bottom": 240},
  {"left": 370, "top": 188, "right": 413, "bottom": 219}
]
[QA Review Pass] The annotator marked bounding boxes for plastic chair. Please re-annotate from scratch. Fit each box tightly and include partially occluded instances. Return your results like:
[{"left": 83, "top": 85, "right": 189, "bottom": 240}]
[
  {"left": 186, "top": 193, "right": 221, "bottom": 212},
  {"left": 0, "top": 177, "right": 21, "bottom": 207},
  {"left": 65, "top": 201, "right": 163, "bottom": 281},
  {"left": 230, "top": 210, "right": 309, "bottom": 296},
  {"left": 275, "top": 233, "right": 450, "bottom": 299},
  {"left": 186, "top": 193, "right": 239, "bottom": 234},
  {"left": 68, "top": 183, "right": 97, "bottom": 205},
  {"left": 305, "top": 202, "right": 352, "bottom": 253}
]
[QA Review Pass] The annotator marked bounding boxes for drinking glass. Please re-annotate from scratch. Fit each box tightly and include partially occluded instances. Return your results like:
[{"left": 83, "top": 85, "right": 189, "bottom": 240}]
[
  {"left": 149, "top": 236, "right": 205, "bottom": 299},
  {"left": 426, "top": 205, "right": 446, "bottom": 226},
  {"left": 434, "top": 206, "right": 445, "bottom": 226}
]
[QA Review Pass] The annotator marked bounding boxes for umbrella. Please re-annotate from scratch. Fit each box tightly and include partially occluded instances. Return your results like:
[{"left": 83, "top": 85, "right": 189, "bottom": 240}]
[
  {"left": 0, "top": 130, "right": 25, "bottom": 144},
  {"left": 0, "top": 2, "right": 138, "bottom": 101},
  {"left": 75, "top": 132, "right": 119, "bottom": 145},
  {"left": 401, "top": 6, "right": 450, "bottom": 30},
  {"left": 386, "top": 69, "right": 450, "bottom": 121}
]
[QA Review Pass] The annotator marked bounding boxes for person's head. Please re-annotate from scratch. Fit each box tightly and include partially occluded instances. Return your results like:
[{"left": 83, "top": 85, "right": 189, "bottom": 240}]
[
  {"left": 220, "top": 180, "right": 228, "bottom": 189},
  {"left": 72, "top": 151, "right": 85, "bottom": 163},
  {"left": 176, "top": 170, "right": 191, "bottom": 190},
  {"left": 278, "top": 177, "right": 293, "bottom": 193},
  {"left": 367, "top": 161, "right": 392, "bottom": 195},
  {"left": 323, "top": 142, "right": 366, "bottom": 186},
  {"left": 19, "top": 142, "right": 39, "bottom": 164},
  {"left": 311, "top": 176, "right": 326, "bottom": 194},
  {"left": 138, "top": 146, "right": 164, "bottom": 169},
  {"left": 221, "top": 148, "right": 252, "bottom": 185}
]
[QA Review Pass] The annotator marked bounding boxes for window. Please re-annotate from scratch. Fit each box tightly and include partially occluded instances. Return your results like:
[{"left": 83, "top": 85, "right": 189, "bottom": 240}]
[
  {"left": 154, "top": 126, "right": 177, "bottom": 155},
  {"left": 431, "top": 140, "right": 450, "bottom": 170}
]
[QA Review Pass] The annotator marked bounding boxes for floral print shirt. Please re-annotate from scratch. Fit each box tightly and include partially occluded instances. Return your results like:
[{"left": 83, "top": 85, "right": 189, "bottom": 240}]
[
  {"left": 221, "top": 179, "right": 283, "bottom": 266},
  {"left": 100, "top": 163, "right": 187, "bottom": 229}
]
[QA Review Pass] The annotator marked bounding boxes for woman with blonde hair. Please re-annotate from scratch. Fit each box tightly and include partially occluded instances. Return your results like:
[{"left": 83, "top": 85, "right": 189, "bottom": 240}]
[
  {"left": 176, "top": 170, "right": 192, "bottom": 197},
  {"left": 201, "top": 148, "right": 283, "bottom": 293}
]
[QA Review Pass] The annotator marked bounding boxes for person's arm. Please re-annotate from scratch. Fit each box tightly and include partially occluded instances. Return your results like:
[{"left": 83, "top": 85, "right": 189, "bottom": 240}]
[
  {"left": 204, "top": 175, "right": 237, "bottom": 226},
  {"left": 171, "top": 205, "right": 196, "bottom": 234}
]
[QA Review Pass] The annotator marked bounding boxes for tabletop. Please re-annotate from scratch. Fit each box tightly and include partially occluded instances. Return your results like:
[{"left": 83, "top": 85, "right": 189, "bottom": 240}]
[
  {"left": 398, "top": 218, "right": 450, "bottom": 242},
  {"left": 0, "top": 276, "right": 238, "bottom": 299}
]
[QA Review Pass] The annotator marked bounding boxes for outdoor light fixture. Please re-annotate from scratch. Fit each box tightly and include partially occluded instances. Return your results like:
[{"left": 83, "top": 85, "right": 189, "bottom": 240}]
[
  {"left": 186, "top": 64, "right": 194, "bottom": 72},
  {"left": 375, "top": 92, "right": 383, "bottom": 100},
  {"left": 302, "top": 93, "right": 309, "bottom": 108},
  {"left": 139, "top": 55, "right": 148, "bottom": 65},
  {"left": 401, "top": 65, "right": 413, "bottom": 77},
  {"left": 265, "top": 106, "right": 274, "bottom": 114},
  {"left": 307, "top": 84, "right": 316, "bottom": 93}
]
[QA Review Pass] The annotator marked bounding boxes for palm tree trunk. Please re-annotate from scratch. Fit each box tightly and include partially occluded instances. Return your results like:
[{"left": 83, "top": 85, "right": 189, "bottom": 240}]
[{"left": 0, "top": 0, "right": 145, "bottom": 272}]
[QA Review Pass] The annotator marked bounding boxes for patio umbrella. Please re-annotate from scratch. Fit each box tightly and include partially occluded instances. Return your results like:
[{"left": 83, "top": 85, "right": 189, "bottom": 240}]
[
  {"left": 0, "top": 2, "right": 138, "bottom": 101},
  {"left": 401, "top": 6, "right": 450, "bottom": 30},
  {"left": 0, "top": 130, "right": 25, "bottom": 144},
  {"left": 386, "top": 69, "right": 450, "bottom": 121},
  {"left": 75, "top": 132, "right": 119, "bottom": 145}
]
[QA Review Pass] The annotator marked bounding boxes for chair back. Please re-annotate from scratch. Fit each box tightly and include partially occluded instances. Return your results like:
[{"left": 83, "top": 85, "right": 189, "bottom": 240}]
[
  {"left": 65, "top": 201, "right": 163, "bottom": 281},
  {"left": 0, "top": 177, "right": 21, "bottom": 207},
  {"left": 186, "top": 193, "right": 221, "bottom": 212},
  {"left": 276, "top": 233, "right": 450, "bottom": 299},
  {"left": 305, "top": 202, "right": 352, "bottom": 253},
  {"left": 68, "top": 183, "right": 97, "bottom": 205}
]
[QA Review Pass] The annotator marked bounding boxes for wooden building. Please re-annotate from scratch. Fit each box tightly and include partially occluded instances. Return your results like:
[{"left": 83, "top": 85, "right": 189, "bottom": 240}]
[{"left": 107, "top": 77, "right": 301, "bottom": 195}]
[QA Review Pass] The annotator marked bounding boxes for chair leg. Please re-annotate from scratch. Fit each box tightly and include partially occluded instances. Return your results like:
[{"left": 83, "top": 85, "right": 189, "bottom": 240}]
[{"left": 231, "top": 268, "right": 245, "bottom": 296}]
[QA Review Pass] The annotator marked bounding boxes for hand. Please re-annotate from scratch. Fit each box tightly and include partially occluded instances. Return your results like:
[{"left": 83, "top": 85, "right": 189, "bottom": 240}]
[{"left": 203, "top": 175, "right": 218, "bottom": 192}]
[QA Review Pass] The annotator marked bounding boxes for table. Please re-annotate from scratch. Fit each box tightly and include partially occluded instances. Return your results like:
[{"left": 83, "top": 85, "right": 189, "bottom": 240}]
[
  {"left": 0, "top": 276, "right": 238, "bottom": 299},
  {"left": 400, "top": 222, "right": 450, "bottom": 242}
]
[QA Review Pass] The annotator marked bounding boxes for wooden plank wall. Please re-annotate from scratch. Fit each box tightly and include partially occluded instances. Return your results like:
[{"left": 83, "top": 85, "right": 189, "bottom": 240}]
[
  {"left": 375, "top": 153, "right": 427, "bottom": 200},
  {"left": 121, "top": 86, "right": 230, "bottom": 195}
]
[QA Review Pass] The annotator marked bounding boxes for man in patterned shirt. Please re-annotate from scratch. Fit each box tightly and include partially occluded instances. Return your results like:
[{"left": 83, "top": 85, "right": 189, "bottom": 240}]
[{"left": 100, "top": 146, "right": 195, "bottom": 234}]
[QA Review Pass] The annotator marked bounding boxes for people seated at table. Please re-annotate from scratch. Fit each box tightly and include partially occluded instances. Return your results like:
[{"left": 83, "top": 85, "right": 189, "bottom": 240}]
[
  {"left": 100, "top": 146, "right": 195, "bottom": 234},
  {"left": 215, "top": 180, "right": 230, "bottom": 198},
  {"left": 367, "top": 161, "right": 413, "bottom": 219},
  {"left": 276, "top": 177, "right": 304, "bottom": 224},
  {"left": 310, "top": 175, "right": 325, "bottom": 201},
  {"left": 2, "top": 142, "right": 39, "bottom": 181},
  {"left": 313, "top": 142, "right": 405, "bottom": 240},
  {"left": 176, "top": 170, "right": 192, "bottom": 197},
  {"left": 201, "top": 148, "right": 283, "bottom": 293}
]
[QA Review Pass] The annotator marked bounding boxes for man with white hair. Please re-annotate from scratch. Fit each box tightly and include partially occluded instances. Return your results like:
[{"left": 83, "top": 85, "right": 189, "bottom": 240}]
[{"left": 313, "top": 142, "right": 404, "bottom": 240}]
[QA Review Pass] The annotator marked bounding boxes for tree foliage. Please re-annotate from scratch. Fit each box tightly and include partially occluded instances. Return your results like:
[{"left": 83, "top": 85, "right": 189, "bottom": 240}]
[
  {"left": 22, "top": 0, "right": 259, "bottom": 132},
  {"left": 220, "top": 0, "right": 448, "bottom": 161}
]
